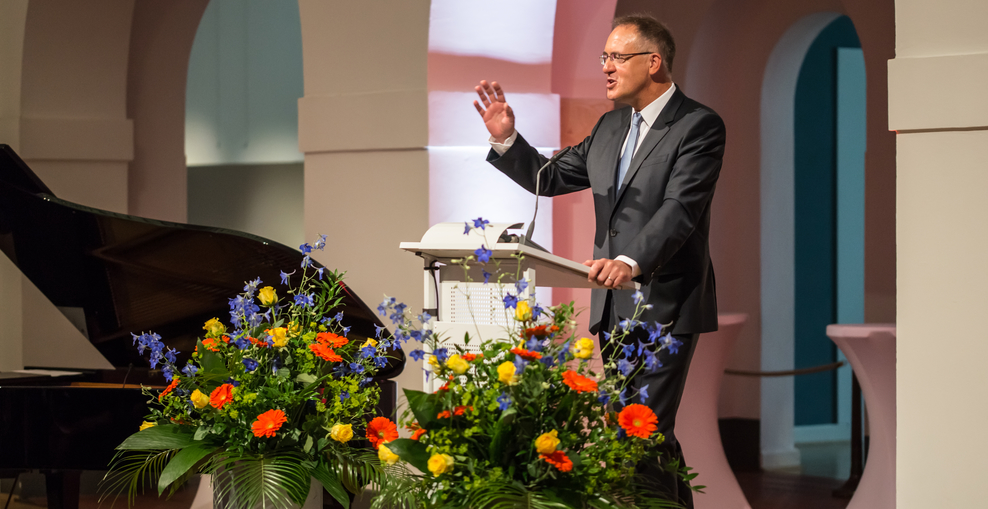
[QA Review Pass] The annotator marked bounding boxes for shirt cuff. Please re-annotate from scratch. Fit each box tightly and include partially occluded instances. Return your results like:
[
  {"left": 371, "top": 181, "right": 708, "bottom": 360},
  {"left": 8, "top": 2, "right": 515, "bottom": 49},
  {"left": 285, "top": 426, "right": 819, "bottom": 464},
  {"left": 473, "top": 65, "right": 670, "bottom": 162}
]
[
  {"left": 489, "top": 131, "right": 518, "bottom": 155},
  {"left": 614, "top": 255, "right": 642, "bottom": 278}
]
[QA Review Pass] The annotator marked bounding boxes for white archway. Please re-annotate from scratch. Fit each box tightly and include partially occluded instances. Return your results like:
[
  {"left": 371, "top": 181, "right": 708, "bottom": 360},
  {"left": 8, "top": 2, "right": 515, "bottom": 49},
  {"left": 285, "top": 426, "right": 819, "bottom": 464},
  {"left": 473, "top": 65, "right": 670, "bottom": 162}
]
[{"left": 759, "top": 11, "right": 842, "bottom": 469}]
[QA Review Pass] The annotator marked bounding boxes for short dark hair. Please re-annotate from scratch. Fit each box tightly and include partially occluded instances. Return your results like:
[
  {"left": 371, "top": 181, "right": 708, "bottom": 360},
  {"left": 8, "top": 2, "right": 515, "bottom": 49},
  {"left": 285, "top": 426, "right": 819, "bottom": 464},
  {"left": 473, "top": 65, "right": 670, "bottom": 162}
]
[{"left": 612, "top": 14, "right": 676, "bottom": 73}]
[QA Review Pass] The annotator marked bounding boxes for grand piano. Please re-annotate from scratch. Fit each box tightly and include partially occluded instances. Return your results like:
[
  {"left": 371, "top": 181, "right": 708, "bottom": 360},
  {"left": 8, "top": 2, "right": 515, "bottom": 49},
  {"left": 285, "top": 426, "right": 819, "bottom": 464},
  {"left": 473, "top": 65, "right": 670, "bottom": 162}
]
[{"left": 0, "top": 144, "right": 404, "bottom": 508}]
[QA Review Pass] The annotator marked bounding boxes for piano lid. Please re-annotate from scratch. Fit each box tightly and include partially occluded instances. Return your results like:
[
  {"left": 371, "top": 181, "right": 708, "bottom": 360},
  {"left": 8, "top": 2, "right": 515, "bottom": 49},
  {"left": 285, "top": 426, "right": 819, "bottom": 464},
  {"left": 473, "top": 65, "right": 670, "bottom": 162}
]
[{"left": 0, "top": 144, "right": 403, "bottom": 377}]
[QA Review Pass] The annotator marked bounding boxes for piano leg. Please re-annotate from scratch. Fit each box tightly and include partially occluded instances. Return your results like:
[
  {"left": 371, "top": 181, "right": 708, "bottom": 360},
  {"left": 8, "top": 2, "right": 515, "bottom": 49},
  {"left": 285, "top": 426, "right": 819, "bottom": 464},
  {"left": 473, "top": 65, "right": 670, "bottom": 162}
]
[{"left": 43, "top": 470, "right": 80, "bottom": 509}]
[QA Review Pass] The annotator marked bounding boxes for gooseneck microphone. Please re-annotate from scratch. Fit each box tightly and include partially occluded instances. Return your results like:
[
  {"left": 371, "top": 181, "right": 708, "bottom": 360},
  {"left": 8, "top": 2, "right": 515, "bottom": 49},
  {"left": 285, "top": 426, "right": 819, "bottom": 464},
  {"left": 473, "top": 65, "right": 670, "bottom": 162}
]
[{"left": 524, "top": 146, "right": 572, "bottom": 248}]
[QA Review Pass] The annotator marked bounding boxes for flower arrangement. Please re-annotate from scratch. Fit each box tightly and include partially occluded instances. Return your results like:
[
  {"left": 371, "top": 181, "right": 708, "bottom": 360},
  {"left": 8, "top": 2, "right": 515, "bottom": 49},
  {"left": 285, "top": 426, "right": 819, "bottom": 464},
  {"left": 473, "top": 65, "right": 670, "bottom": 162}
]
[
  {"left": 370, "top": 219, "right": 698, "bottom": 509},
  {"left": 100, "top": 235, "right": 403, "bottom": 508}
]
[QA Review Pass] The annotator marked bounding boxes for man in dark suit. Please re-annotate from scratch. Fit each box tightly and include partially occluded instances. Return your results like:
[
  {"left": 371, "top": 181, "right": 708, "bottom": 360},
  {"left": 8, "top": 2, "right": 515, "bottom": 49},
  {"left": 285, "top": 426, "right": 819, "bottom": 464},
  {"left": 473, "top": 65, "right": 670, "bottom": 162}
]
[{"left": 473, "top": 14, "right": 725, "bottom": 507}]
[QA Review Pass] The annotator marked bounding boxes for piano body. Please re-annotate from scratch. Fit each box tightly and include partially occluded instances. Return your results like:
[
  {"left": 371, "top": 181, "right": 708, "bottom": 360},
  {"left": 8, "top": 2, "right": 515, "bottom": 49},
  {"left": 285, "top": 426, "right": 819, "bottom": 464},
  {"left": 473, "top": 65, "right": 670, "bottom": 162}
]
[{"left": 0, "top": 144, "right": 403, "bottom": 508}]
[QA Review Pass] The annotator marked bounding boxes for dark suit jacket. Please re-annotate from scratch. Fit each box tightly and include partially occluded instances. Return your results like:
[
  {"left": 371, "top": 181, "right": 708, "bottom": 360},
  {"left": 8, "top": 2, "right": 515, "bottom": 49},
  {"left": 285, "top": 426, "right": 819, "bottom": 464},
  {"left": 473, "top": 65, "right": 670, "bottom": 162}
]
[{"left": 487, "top": 88, "right": 725, "bottom": 335}]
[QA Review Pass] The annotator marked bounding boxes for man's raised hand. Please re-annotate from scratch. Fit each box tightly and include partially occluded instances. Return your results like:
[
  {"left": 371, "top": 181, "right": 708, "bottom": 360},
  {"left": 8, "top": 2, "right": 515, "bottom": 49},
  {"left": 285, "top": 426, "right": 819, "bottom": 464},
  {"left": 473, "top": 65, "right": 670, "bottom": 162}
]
[{"left": 474, "top": 80, "right": 515, "bottom": 143}]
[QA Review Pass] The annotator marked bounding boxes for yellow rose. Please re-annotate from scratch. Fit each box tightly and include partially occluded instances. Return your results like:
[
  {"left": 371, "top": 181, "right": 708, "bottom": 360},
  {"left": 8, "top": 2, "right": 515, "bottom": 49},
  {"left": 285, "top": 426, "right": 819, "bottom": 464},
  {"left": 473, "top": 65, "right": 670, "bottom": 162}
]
[
  {"left": 361, "top": 338, "right": 378, "bottom": 349},
  {"left": 445, "top": 354, "right": 470, "bottom": 375},
  {"left": 497, "top": 361, "right": 519, "bottom": 386},
  {"left": 191, "top": 389, "right": 209, "bottom": 409},
  {"left": 428, "top": 355, "right": 441, "bottom": 371},
  {"left": 515, "top": 300, "right": 531, "bottom": 321},
  {"left": 571, "top": 337, "right": 595, "bottom": 359},
  {"left": 427, "top": 453, "right": 455, "bottom": 476},
  {"left": 203, "top": 318, "right": 226, "bottom": 338},
  {"left": 535, "top": 429, "right": 560, "bottom": 454},
  {"left": 139, "top": 421, "right": 156, "bottom": 431},
  {"left": 269, "top": 327, "right": 289, "bottom": 348},
  {"left": 378, "top": 443, "right": 400, "bottom": 466},
  {"left": 258, "top": 286, "right": 277, "bottom": 306},
  {"left": 329, "top": 423, "right": 354, "bottom": 442}
]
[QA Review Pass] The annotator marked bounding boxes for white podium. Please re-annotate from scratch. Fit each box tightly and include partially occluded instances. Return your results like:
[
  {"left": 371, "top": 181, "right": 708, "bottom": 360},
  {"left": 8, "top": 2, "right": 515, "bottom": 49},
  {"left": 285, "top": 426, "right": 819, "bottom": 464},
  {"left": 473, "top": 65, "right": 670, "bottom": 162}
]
[{"left": 400, "top": 222, "right": 632, "bottom": 391}]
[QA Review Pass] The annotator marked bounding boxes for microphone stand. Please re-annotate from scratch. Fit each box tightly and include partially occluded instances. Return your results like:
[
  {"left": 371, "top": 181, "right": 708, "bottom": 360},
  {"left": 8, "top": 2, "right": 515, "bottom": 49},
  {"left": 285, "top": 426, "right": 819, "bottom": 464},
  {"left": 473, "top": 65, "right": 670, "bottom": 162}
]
[{"left": 522, "top": 146, "right": 571, "bottom": 251}]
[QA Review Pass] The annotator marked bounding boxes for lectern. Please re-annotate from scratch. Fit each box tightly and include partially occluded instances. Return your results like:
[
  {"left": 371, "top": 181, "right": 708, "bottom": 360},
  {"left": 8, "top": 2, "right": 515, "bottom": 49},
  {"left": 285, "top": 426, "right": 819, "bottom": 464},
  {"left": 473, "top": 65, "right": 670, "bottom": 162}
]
[{"left": 400, "top": 222, "right": 633, "bottom": 391}]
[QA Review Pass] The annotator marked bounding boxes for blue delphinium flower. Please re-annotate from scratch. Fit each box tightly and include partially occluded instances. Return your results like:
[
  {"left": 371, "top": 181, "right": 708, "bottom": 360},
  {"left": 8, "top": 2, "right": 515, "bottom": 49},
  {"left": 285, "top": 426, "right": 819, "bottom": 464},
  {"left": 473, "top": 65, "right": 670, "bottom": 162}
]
[
  {"left": 433, "top": 348, "right": 449, "bottom": 363},
  {"left": 622, "top": 344, "right": 636, "bottom": 358},
  {"left": 299, "top": 242, "right": 313, "bottom": 254},
  {"left": 244, "top": 277, "right": 262, "bottom": 297},
  {"left": 557, "top": 341, "right": 570, "bottom": 365},
  {"left": 359, "top": 377, "right": 373, "bottom": 388},
  {"left": 472, "top": 217, "right": 490, "bottom": 230},
  {"left": 182, "top": 363, "right": 198, "bottom": 377},
  {"left": 598, "top": 390, "right": 611, "bottom": 405},
  {"left": 619, "top": 387, "right": 630, "bottom": 406},
  {"left": 225, "top": 377, "right": 241, "bottom": 388},
  {"left": 374, "top": 324, "right": 386, "bottom": 339},
  {"left": 644, "top": 350, "right": 662, "bottom": 372},
  {"left": 294, "top": 293, "right": 314, "bottom": 308},
  {"left": 280, "top": 270, "right": 293, "bottom": 285},
  {"left": 526, "top": 336, "right": 543, "bottom": 352},
  {"left": 350, "top": 363, "right": 364, "bottom": 374},
  {"left": 617, "top": 358, "right": 636, "bottom": 377},
  {"left": 301, "top": 255, "right": 312, "bottom": 268},
  {"left": 540, "top": 356, "right": 555, "bottom": 368},
  {"left": 242, "top": 358, "right": 259, "bottom": 372},
  {"left": 271, "top": 356, "right": 283, "bottom": 373},
  {"left": 313, "top": 234, "right": 327, "bottom": 250},
  {"left": 360, "top": 346, "right": 376, "bottom": 359},
  {"left": 418, "top": 311, "right": 432, "bottom": 324},
  {"left": 316, "top": 267, "right": 325, "bottom": 280},
  {"left": 164, "top": 347, "right": 178, "bottom": 364},
  {"left": 475, "top": 244, "right": 493, "bottom": 263},
  {"left": 640, "top": 384, "right": 650, "bottom": 402},
  {"left": 390, "top": 303, "right": 407, "bottom": 325},
  {"left": 374, "top": 356, "right": 389, "bottom": 369},
  {"left": 340, "top": 390, "right": 350, "bottom": 401},
  {"left": 410, "top": 349, "right": 426, "bottom": 361},
  {"left": 463, "top": 222, "right": 472, "bottom": 235},
  {"left": 502, "top": 293, "right": 518, "bottom": 309},
  {"left": 234, "top": 336, "right": 251, "bottom": 350},
  {"left": 513, "top": 356, "right": 529, "bottom": 371},
  {"left": 633, "top": 290, "right": 644, "bottom": 305},
  {"left": 162, "top": 365, "right": 175, "bottom": 382},
  {"left": 482, "top": 270, "right": 491, "bottom": 284},
  {"left": 515, "top": 278, "right": 528, "bottom": 294},
  {"left": 497, "top": 392, "right": 511, "bottom": 411},
  {"left": 619, "top": 318, "right": 641, "bottom": 332},
  {"left": 661, "top": 333, "right": 682, "bottom": 355},
  {"left": 341, "top": 326, "right": 351, "bottom": 337},
  {"left": 532, "top": 304, "right": 543, "bottom": 319}
]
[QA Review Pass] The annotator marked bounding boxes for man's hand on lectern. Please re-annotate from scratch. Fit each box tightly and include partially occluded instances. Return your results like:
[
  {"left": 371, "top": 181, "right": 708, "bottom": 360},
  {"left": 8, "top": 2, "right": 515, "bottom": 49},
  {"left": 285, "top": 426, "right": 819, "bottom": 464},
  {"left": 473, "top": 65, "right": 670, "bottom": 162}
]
[
  {"left": 474, "top": 80, "right": 515, "bottom": 143},
  {"left": 584, "top": 258, "right": 633, "bottom": 289}
]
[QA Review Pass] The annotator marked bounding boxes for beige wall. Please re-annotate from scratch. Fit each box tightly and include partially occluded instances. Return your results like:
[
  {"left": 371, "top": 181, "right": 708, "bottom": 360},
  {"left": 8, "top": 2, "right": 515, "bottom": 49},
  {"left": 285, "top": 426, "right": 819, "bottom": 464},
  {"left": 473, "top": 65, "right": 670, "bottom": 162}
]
[
  {"left": 297, "top": 0, "right": 431, "bottom": 404},
  {"left": 891, "top": 0, "right": 988, "bottom": 506}
]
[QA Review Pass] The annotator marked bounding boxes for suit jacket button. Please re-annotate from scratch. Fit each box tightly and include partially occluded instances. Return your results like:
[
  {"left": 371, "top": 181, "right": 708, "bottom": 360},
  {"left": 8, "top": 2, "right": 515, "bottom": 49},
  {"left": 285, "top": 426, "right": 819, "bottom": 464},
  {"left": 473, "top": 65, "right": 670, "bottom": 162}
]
[{"left": 609, "top": 229, "right": 618, "bottom": 237}]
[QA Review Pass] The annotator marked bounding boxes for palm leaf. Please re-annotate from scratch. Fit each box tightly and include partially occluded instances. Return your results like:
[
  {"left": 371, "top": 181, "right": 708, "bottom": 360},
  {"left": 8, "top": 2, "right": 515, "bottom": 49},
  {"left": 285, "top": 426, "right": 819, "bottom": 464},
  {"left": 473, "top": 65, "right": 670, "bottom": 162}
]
[
  {"left": 99, "top": 449, "right": 175, "bottom": 507},
  {"left": 207, "top": 451, "right": 313, "bottom": 509},
  {"left": 157, "top": 442, "right": 219, "bottom": 495}
]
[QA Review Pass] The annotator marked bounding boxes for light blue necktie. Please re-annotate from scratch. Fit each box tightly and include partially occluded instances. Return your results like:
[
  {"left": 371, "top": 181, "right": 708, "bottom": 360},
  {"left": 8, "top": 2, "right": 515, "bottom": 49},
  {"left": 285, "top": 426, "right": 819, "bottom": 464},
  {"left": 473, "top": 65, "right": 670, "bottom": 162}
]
[{"left": 617, "top": 111, "right": 643, "bottom": 190}]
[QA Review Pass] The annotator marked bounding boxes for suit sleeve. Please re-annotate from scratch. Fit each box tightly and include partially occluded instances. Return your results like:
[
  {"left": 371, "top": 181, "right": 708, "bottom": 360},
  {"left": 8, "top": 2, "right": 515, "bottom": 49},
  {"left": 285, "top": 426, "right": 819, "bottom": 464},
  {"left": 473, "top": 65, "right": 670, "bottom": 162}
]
[
  {"left": 622, "top": 111, "right": 726, "bottom": 277},
  {"left": 486, "top": 120, "right": 600, "bottom": 196}
]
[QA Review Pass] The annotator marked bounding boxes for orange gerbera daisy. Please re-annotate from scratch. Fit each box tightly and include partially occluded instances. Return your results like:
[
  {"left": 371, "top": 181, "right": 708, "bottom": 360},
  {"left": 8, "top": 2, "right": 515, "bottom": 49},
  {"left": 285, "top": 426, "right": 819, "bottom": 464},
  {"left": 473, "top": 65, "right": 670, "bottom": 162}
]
[
  {"left": 159, "top": 377, "right": 179, "bottom": 401},
  {"left": 247, "top": 336, "right": 270, "bottom": 348},
  {"left": 510, "top": 347, "right": 543, "bottom": 360},
  {"left": 461, "top": 353, "right": 482, "bottom": 361},
  {"left": 410, "top": 428, "right": 427, "bottom": 441},
  {"left": 561, "top": 370, "right": 598, "bottom": 393},
  {"left": 540, "top": 451, "right": 573, "bottom": 472},
  {"left": 251, "top": 409, "right": 288, "bottom": 438},
  {"left": 309, "top": 343, "right": 343, "bottom": 362},
  {"left": 366, "top": 417, "right": 398, "bottom": 450},
  {"left": 201, "top": 337, "right": 222, "bottom": 352},
  {"left": 316, "top": 332, "right": 349, "bottom": 348},
  {"left": 209, "top": 383, "right": 235, "bottom": 409},
  {"left": 524, "top": 325, "right": 559, "bottom": 338},
  {"left": 453, "top": 405, "right": 473, "bottom": 416},
  {"left": 618, "top": 404, "right": 659, "bottom": 439},
  {"left": 437, "top": 410, "right": 451, "bottom": 419}
]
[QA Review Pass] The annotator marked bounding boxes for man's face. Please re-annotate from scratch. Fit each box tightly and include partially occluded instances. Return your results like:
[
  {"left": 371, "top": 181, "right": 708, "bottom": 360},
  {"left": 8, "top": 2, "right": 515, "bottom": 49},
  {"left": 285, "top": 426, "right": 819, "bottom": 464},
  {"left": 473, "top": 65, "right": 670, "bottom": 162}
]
[{"left": 603, "top": 25, "right": 654, "bottom": 106}]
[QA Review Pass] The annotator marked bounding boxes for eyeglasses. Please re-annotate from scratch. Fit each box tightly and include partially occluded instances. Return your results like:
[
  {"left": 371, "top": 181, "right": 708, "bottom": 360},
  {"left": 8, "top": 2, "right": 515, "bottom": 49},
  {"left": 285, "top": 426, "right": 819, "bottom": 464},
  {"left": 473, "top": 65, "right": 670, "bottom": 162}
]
[{"left": 599, "top": 52, "right": 654, "bottom": 65}]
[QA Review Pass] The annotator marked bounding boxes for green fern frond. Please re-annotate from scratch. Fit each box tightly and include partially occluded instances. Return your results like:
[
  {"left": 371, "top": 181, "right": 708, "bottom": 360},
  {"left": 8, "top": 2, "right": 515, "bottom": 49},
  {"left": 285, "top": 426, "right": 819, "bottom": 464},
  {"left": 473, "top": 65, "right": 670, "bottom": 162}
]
[{"left": 207, "top": 451, "right": 313, "bottom": 509}]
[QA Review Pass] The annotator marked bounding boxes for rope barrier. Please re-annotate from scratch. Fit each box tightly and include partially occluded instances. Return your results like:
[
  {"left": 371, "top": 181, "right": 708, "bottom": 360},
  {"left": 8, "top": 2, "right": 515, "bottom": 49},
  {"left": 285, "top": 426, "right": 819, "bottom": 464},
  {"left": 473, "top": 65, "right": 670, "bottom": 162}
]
[{"left": 724, "top": 360, "right": 845, "bottom": 377}]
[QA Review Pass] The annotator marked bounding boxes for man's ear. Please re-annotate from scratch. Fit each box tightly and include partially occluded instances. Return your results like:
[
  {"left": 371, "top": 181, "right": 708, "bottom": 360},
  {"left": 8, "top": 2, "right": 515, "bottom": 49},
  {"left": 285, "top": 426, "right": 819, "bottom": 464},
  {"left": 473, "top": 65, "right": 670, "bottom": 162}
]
[{"left": 649, "top": 54, "right": 664, "bottom": 78}]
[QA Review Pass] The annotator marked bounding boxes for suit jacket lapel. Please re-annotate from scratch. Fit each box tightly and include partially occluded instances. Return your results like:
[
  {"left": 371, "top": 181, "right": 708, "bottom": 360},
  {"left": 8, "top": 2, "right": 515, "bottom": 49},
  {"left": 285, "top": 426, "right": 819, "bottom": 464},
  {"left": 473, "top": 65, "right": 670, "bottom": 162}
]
[{"left": 614, "top": 88, "right": 686, "bottom": 208}]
